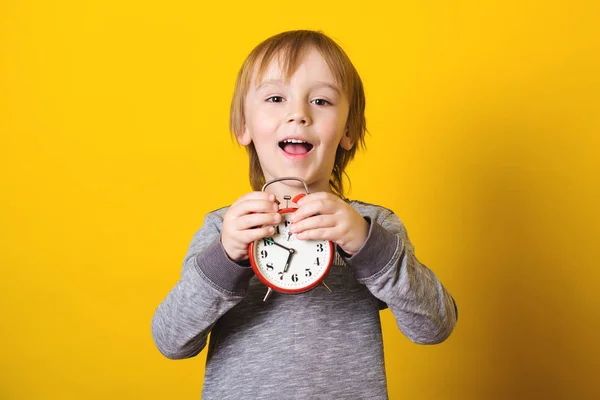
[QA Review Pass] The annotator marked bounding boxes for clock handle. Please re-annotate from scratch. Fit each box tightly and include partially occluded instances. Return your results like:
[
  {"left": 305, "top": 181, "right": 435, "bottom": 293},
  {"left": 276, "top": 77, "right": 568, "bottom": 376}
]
[{"left": 261, "top": 177, "right": 310, "bottom": 195}]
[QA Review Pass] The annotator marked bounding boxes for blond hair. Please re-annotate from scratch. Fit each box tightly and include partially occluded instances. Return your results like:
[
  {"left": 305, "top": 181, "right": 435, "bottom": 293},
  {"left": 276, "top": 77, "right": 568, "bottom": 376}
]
[{"left": 230, "top": 30, "right": 366, "bottom": 197}]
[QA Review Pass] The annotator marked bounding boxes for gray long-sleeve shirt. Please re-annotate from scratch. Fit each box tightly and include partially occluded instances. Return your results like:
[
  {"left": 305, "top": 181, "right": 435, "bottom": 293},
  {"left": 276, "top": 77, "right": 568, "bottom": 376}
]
[{"left": 152, "top": 200, "right": 458, "bottom": 399}]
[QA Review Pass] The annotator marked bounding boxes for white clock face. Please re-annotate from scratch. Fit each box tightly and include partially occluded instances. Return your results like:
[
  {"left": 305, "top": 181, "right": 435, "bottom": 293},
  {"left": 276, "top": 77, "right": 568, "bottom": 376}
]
[{"left": 252, "top": 211, "right": 333, "bottom": 292}]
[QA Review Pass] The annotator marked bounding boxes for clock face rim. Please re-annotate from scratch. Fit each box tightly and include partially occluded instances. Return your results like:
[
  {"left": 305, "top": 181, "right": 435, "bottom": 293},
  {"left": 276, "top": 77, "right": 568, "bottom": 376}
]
[{"left": 248, "top": 208, "right": 334, "bottom": 294}]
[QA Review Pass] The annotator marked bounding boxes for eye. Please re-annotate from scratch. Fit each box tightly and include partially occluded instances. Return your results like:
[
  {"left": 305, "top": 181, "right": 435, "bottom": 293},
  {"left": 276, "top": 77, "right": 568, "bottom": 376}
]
[
  {"left": 311, "top": 98, "right": 331, "bottom": 106},
  {"left": 266, "top": 96, "right": 284, "bottom": 103}
]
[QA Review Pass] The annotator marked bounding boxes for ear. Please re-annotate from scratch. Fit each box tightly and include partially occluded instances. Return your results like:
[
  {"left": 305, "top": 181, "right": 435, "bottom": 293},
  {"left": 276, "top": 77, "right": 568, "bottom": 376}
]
[
  {"left": 339, "top": 127, "right": 355, "bottom": 150},
  {"left": 236, "top": 122, "right": 252, "bottom": 146}
]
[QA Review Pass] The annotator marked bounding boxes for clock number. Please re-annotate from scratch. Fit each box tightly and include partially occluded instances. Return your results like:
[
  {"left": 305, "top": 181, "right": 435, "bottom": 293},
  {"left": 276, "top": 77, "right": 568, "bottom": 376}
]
[
  {"left": 316, "top": 243, "right": 324, "bottom": 252},
  {"left": 274, "top": 225, "right": 280, "bottom": 235},
  {"left": 314, "top": 257, "right": 320, "bottom": 266},
  {"left": 260, "top": 250, "right": 268, "bottom": 259},
  {"left": 291, "top": 274, "right": 299, "bottom": 282},
  {"left": 305, "top": 268, "right": 312, "bottom": 277},
  {"left": 284, "top": 219, "right": 291, "bottom": 228},
  {"left": 263, "top": 238, "right": 274, "bottom": 246},
  {"left": 266, "top": 263, "right": 274, "bottom": 271}
]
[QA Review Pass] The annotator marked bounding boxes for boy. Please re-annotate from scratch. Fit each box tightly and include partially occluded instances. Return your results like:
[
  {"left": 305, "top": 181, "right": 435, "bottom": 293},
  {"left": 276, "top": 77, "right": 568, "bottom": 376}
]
[{"left": 152, "top": 30, "right": 457, "bottom": 399}]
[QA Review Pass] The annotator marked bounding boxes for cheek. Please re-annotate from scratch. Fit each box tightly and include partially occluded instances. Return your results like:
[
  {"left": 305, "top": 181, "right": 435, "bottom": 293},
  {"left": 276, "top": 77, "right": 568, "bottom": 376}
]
[
  {"left": 318, "top": 114, "right": 347, "bottom": 143},
  {"left": 250, "top": 108, "right": 280, "bottom": 137}
]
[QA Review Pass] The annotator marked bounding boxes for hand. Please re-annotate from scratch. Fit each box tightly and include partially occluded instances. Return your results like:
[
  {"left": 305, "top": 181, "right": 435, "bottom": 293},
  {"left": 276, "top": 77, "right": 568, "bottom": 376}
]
[
  {"left": 221, "top": 192, "right": 282, "bottom": 262},
  {"left": 289, "top": 192, "right": 369, "bottom": 255}
]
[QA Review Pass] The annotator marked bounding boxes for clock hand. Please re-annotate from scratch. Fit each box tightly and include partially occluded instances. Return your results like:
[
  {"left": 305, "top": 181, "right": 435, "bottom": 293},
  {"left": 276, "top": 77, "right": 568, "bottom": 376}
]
[
  {"left": 283, "top": 248, "right": 295, "bottom": 273},
  {"left": 264, "top": 237, "right": 292, "bottom": 252}
]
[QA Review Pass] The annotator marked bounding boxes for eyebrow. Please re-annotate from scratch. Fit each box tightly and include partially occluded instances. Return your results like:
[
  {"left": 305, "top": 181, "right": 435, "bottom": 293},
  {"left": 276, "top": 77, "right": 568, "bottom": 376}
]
[{"left": 255, "top": 79, "right": 341, "bottom": 94}]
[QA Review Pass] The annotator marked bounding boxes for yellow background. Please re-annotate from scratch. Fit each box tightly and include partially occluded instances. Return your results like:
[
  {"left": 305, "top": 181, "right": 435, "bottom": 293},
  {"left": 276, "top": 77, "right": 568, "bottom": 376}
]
[{"left": 1, "top": 0, "right": 599, "bottom": 399}]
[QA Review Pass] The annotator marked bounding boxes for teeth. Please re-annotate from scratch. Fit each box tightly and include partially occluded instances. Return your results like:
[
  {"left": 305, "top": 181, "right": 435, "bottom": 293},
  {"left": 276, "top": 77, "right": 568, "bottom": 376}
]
[{"left": 283, "top": 139, "right": 308, "bottom": 144}]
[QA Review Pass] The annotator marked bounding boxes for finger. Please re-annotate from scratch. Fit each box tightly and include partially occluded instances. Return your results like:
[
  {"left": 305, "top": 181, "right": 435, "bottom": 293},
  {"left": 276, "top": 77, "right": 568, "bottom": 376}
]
[
  {"left": 295, "top": 191, "right": 335, "bottom": 205},
  {"left": 295, "top": 226, "right": 337, "bottom": 242},
  {"left": 228, "top": 199, "right": 279, "bottom": 219},
  {"left": 290, "top": 200, "right": 338, "bottom": 223},
  {"left": 235, "top": 212, "right": 281, "bottom": 231},
  {"left": 290, "top": 214, "right": 337, "bottom": 234},
  {"left": 242, "top": 225, "right": 277, "bottom": 244},
  {"left": 232, "top": 191, "right": 276, "bottom": 207},
  {"left": 223, "top": 219, "right": 277, "bottom": 245}
]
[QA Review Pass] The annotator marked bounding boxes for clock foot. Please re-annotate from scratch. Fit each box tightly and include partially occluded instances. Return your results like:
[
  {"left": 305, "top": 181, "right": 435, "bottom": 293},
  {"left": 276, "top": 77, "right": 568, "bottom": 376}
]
[
  {"left": 263, "top": 288, "right": 273, "bottom": 302},
  {"left": 322, "top": 281, "right": 332, "bottom": 292}
]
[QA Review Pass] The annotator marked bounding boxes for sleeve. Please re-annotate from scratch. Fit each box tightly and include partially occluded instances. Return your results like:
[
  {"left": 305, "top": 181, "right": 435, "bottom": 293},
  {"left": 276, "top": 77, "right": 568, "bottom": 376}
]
[
  {"left": 340, "top": 207, "right": 458, "bottom": 344},
  {"left": 151, "top": 209, "right": 255, "bottom": 359}
]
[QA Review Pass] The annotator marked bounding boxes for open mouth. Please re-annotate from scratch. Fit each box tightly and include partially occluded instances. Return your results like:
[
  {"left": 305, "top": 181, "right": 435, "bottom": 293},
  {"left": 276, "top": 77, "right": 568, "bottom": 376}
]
[{"left": 278, "top": 139, "right": 314, "bottom": 155}]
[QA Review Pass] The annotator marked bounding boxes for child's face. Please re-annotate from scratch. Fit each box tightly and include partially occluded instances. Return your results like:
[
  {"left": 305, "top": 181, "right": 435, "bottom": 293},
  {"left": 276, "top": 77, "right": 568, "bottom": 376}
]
[{"left": 239, "top": 47, "right": 354, "bottom": 193}]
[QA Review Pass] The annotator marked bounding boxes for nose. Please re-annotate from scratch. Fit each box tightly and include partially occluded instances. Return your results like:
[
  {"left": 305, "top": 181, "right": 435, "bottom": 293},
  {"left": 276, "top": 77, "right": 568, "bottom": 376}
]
[{"left": 286, "top": 102, "right": 311, "bottom": 126}]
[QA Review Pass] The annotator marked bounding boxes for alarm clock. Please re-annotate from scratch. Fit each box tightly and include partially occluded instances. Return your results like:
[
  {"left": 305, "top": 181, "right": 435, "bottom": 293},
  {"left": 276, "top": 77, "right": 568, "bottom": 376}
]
[{"left": 248, "top": 177, "right": 334, "bottom": 301}]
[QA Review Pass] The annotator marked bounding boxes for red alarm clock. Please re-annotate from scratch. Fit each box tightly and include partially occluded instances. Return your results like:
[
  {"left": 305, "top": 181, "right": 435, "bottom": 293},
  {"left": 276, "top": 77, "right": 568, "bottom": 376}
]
[{"left": 248, "top": 177, "right": 334, "bottom": 301}]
